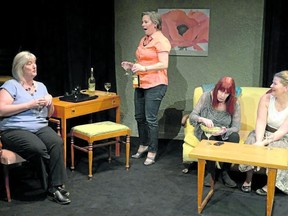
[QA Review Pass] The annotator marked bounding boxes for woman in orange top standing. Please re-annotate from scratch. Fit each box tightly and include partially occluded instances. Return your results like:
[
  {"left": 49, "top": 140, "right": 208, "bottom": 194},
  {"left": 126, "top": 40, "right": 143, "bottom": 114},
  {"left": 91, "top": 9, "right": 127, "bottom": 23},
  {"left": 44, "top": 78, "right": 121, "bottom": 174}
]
[{"left": 121, "top": 11, "right": 171, "bottom": 166}]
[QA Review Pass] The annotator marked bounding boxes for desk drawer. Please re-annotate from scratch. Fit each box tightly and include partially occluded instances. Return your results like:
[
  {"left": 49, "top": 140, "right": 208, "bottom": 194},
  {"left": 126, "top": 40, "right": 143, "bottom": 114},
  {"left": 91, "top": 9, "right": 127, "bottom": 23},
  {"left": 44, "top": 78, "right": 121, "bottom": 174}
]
[{"left": 65, "top": 98, "right": 120, "bottom": 118}]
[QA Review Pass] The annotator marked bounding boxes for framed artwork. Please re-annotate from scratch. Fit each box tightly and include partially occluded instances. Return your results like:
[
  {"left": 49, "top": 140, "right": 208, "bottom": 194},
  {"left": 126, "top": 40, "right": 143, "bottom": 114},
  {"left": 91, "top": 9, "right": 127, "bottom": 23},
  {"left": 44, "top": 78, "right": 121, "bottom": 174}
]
[{"left": 158, "top": 9, "right": 210, "bottom": 56}]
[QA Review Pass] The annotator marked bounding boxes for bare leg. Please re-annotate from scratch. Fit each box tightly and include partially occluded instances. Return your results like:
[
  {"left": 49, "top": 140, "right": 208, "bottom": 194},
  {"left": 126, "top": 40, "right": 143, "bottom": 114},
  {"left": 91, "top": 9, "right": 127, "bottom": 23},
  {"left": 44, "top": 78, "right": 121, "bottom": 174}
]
[{"left": 243, "top": 170, "right": 253, "bottom": 186}]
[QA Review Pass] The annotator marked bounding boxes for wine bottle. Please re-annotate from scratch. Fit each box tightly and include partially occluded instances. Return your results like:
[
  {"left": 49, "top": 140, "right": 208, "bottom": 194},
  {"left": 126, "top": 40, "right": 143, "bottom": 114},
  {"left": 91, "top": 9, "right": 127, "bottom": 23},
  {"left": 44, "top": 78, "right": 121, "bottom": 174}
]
[
  {"left": 132, "top": 74, "right": 140, "bottom": 88},
  {"left": 88, "top": 67, "right": 95, "bottom": 91}
]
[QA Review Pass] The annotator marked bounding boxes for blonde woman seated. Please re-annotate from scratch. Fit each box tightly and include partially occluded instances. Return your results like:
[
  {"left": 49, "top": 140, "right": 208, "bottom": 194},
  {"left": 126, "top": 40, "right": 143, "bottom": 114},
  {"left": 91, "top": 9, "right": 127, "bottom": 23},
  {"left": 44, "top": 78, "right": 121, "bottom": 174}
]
[{"left": 239, "top": 70, "right": 288, "bottom": 196}]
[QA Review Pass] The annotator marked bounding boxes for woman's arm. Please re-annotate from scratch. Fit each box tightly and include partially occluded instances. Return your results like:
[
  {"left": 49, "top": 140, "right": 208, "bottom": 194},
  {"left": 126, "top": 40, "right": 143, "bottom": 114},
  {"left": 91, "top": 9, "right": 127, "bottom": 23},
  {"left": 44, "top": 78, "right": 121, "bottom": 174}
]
[
  {"left": 132, "top": 51, "right": 169, "bottom": 72},
  {"left": 44, "top": 93, "right": 54, "bottom": 117},
  {"left": 189, "top": 92, "right": 214, "bottom": 127},
  {"left": 0, "top": 89, "right": 37, "bottom": 117},
  {"left": 256, "top": 94, "right": 288, "bottom": 146},
  {"left": 254, "top": 93, "right": 269, "bottom": 144}
]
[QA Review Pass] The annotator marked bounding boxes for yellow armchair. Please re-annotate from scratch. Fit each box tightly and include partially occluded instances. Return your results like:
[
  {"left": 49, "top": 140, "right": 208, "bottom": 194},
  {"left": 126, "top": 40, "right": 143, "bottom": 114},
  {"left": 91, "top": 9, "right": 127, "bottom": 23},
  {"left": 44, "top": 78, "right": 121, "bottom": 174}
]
[{"left": 182, "top": 86, "right": 270, "bottom": 165}]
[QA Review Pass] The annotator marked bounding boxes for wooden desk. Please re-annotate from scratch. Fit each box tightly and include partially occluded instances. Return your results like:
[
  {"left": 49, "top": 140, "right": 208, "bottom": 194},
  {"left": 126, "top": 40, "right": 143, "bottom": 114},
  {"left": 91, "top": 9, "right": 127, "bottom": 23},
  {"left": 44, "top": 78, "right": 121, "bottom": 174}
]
[
  {"left": 52, "top": 90, "right": 120, "bottom": 166},
  {"left": 189, "top": 140, "right": 288, "bottom": 216},
  {"left": 0, "top": 76, "right": 12, "bottom": 85}
]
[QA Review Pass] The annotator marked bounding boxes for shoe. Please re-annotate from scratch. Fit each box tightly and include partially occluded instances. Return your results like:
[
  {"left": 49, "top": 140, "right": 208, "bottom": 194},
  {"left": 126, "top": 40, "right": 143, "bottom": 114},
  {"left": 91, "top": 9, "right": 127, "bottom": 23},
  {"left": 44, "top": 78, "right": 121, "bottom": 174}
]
[
  {"left": 182, "top": 168, "right": 189, "bottom": 174},
  {"left": 241, "top": 184, "right": 251, "bottom": 193},
  {"left": 57, "top": 186, "right": 70, "bottom": 197},
  {"left": 221, "top": 171, "right": 237, "bottom": 188},
  {"left": 204, "top": 173, "right": 211, "bottom": 187},
  {"left": 132, "top": 145, "right": 148, "bottom": 159},
  {"left": 144, "top": 152, "right": 156, "bottom": 166},
  {"left": 47, "top": 189, "right": 71, "bottom": 205},
  {"left": 256, "top": 188, "right": 267, "bottom": 196}
]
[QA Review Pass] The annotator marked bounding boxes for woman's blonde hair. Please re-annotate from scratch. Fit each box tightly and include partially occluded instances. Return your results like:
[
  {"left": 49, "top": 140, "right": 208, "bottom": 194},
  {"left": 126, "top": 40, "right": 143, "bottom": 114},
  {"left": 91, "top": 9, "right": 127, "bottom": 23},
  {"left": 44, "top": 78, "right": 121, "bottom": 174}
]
[
  {"left": 142, "top": 11, "right": 162, "bottom": 30},
  {"left": 274, "top": 70, "right": 288, "bottom": 86},
  {"left": 12, "top": 51, "right": 36, "bottom": 82}
]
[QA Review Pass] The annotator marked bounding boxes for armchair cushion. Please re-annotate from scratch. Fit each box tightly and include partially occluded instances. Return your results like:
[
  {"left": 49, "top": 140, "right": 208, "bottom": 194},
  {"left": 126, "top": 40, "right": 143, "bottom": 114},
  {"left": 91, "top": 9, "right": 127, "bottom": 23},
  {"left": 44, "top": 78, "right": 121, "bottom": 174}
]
[{"left": 202, "top": 83, "right": 242, "bottom": 97}]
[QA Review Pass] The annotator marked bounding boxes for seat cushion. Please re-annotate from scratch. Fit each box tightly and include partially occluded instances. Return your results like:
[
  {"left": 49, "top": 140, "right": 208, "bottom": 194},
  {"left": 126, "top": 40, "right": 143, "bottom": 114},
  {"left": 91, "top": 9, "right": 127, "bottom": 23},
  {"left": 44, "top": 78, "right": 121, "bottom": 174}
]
[
  {"left": 1, "top": 149, "right": 26, "bottom": 165},
  {"left": 71, "top": 121, "right": 130, "bottom": 137}
]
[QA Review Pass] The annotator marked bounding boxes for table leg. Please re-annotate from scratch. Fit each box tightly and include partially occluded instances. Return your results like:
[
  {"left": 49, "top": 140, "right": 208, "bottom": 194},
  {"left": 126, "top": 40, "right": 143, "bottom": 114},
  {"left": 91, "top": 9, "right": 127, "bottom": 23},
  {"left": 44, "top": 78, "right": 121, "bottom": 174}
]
[
  {"left": 197, "top": 159, "right": 215, "bottom": 214},
  {"left": 115, "top": 105, "right": 121, "bottom": 156},
  {"left": 266, "top": 168, "right": 277, "bottom": 216},
  {"left": 61, "top": 119, "right": 67, "bottom": 167}
]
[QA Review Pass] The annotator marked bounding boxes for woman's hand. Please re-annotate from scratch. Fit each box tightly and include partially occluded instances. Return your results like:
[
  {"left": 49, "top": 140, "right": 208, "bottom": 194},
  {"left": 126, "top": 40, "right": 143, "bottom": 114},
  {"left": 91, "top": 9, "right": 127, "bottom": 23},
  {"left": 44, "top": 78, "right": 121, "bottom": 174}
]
[
  {"left": 29, "top": 98, "right": 46, "bottom": 109},
  {"left": 131, "top": 63, "right": 146, "bottom": 73},
  {"left": 121, "top": 61, "right": 134, "bottom": 71},
  {"left": 44, "top": 94, "right": 53, "bottom": 106},
  {"left": 200, "top": 117, "right": 214, "bottom": 128},
  {"left": 253, "top": 141, "right": 265, "bottom": 147},
  {"left": 212, "top": 127, "right": 227, "bottom": 136}
]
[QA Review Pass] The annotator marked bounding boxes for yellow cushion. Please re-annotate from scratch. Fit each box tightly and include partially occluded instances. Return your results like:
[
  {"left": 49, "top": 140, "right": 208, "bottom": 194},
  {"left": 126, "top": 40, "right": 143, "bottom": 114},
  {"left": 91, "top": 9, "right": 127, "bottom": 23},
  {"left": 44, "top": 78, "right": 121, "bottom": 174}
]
[{"left": 72, "top": 121, "right": 130, "bottom": 137}]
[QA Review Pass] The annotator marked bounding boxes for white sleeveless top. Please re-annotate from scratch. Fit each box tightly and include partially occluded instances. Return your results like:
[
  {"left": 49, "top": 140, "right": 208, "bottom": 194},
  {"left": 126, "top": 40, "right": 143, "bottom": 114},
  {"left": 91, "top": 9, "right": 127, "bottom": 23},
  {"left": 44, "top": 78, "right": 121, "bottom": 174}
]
[{"left": 267, "top": 95, "right": 288, "bottom": 129}]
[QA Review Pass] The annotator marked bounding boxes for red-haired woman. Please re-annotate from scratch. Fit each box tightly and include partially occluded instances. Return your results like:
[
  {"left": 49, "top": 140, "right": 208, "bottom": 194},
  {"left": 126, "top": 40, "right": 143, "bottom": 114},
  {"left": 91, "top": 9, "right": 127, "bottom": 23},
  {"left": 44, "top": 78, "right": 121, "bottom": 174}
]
[{"left": 189, "top": 76, "right": 241, "bottom": 188}]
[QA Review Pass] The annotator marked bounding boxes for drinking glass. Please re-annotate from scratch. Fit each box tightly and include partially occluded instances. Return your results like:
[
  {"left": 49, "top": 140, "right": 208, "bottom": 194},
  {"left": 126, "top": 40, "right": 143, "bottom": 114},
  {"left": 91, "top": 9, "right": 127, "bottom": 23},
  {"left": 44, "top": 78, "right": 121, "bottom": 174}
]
[
  {"left": 32, "top": 105, "right": 44, "bottom": 118},
  {"left": 265, "top": 131, "right": 274, "bottom": 150},
  {"left": 104, "top": 82, "right": 111, "bottom": 94},
  {"left": 204, "top": 131, "right": 213, "bottom": 145},
  {"left": 122, "top": 60, "right": 135, "bottom": 76}
]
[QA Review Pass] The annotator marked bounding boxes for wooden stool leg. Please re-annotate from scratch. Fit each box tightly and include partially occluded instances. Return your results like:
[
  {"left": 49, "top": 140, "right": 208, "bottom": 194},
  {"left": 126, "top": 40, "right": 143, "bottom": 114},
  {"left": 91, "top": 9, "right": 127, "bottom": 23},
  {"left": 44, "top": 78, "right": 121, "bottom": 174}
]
[
  {"left": 88, "top": 142, "right": 93, "bottom": 180},
  {"left": 115, "top": 137, "right": 120, "bottom": 157},
  {"left": 108, "top": 145, "right": 112, "bottom": 163},
  {"left": 125, "top": 135, "right": 130, "bottom": 170},
  {"left": 3, "top": 166, "right": 11, "bottom": 202},
  {"left": 70, "top": 136, "right": 75, "bottom": 171}
]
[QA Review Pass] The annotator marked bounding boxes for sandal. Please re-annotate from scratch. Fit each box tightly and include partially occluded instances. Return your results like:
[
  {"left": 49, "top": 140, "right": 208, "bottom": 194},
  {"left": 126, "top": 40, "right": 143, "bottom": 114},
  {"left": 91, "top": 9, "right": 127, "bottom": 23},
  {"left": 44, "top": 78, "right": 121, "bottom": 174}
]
[
  {"left": 256, "top": 188, "right": 267, "bottom": 196},
  {"left": 131, "top": 145, "right": 148, "bottom": 159},
  {"left": 241, "top": 184, "right": 251, "bottom": 193},
  {"left": 182, "top": 168, "right": 189, "bottom": 174},
  {"left": 144, "top": 152, "right": 156, "bottom": 166}
]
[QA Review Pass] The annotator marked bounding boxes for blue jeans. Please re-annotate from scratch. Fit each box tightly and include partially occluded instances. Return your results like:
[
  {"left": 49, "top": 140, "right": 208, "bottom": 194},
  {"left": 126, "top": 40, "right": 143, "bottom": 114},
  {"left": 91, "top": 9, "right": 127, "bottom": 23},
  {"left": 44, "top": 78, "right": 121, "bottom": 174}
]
[{"left": 134, "top": 84, "right": 167, "bottom": 153}]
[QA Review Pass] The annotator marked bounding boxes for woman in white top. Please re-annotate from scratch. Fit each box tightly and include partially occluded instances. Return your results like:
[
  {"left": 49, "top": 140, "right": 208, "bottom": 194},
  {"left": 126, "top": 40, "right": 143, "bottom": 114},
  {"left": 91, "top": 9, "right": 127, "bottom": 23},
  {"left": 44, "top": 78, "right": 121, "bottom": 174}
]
[{"left": 240, "top": 70, "right": 288, "bottom": 195}]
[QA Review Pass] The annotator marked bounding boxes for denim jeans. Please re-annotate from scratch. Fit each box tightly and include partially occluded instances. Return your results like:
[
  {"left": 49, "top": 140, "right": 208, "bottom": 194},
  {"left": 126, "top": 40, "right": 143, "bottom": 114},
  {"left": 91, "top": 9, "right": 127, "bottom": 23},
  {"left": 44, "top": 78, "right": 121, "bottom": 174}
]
[{"left": 134, "top": 84, "right": 167, "bottom": 153}]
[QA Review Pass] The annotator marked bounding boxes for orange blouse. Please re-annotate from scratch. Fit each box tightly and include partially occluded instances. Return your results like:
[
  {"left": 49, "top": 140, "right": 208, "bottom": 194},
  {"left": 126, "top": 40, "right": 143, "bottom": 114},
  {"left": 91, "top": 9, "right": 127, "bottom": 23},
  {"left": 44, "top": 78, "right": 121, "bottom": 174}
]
[{"left": 135, "top": 31, "right": 171, "bottom": 89}]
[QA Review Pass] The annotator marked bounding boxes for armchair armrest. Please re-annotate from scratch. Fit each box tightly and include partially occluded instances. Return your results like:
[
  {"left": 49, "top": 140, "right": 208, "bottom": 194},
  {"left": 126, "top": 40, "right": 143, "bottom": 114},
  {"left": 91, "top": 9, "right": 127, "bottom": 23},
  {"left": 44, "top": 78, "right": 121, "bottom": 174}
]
[
  {"left": 48, "top": 117, "right": 61, "bottom": 136},
  {"left": 181, "top": 114, "right": 189, "bottom": 127}
]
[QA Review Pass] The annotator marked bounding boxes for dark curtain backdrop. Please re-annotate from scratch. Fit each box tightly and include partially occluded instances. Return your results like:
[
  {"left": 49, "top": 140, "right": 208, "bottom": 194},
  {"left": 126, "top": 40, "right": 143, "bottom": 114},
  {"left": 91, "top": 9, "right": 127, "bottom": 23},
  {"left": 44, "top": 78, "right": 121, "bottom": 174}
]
[
  {"left": 2, "top": 0, "right": 288, "bottom": 92},
  {"left": 0, "top": 0, "right": 115, "bottom": 96},
  {"left": 263, "top": 0, "right": 288, "bottom": 87}
]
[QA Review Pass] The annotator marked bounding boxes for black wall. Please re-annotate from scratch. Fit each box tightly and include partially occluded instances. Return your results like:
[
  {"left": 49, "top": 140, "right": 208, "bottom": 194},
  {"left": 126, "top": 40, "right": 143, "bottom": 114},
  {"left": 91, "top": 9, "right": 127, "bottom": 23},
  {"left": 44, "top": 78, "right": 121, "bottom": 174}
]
[{"left": 0, "top": 0, "right": 115, "bottom": 96}]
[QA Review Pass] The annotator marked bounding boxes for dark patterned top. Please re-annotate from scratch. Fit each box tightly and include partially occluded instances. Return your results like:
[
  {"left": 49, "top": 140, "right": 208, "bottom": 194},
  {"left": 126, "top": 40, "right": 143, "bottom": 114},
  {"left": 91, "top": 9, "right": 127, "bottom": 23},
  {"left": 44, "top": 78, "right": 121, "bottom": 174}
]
[{"left": 189, "top": 91, "right": 241, "bottom": 140}]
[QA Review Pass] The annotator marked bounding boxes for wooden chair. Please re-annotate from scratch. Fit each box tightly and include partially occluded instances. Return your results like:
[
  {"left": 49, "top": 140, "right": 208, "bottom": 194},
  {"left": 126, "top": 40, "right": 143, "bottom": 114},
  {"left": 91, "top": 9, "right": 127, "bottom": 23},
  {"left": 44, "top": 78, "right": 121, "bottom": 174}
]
[
  {"left": 0, "top": 118, "right": 61, "bottom": 202},
  {"left": 70, "top": 121, "right": 131, "bottom": 179}
]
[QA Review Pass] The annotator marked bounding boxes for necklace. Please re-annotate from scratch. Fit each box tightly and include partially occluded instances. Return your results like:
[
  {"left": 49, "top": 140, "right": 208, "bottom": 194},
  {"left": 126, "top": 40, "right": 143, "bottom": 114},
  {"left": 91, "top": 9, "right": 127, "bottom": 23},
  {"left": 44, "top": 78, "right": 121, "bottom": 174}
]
[
  {"left": 23, "top": 81, "right": 37, "bottom": 96},
  {"left": 143, "top": 36, "right": 153, "bottom": 46}
]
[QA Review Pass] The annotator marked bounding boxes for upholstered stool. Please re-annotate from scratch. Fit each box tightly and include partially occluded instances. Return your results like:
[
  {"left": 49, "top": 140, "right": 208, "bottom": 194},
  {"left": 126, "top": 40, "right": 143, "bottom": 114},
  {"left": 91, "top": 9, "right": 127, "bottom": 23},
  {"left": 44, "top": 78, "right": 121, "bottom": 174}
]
[{"left": 70, "top": 121, "right": 131, "bottom": 179}]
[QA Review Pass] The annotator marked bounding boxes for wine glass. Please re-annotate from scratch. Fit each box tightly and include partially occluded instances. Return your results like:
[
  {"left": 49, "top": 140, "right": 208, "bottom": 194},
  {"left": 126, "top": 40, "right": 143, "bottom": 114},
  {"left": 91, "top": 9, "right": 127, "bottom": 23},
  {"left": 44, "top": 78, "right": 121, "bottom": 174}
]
[
  {"left": 104, "top": 82, "right": 111, "bottom": 95},
  {"left": 265, "top": 131, "right": 274, "bottom": 150},
  {"left": 31, "top": 104, "right": 44, "bottom": 118},
  {"left": 31, "top": 97, "right": 46, "bottom": 118},
  {"left": 36, "top": 106, "right": 44, "bottom": 118},
  {"left": 204, "top": 131, "right": 213, "bottom": 144},
  {"left": 122, "top": 60, "right": 135, "bottom": 76}
]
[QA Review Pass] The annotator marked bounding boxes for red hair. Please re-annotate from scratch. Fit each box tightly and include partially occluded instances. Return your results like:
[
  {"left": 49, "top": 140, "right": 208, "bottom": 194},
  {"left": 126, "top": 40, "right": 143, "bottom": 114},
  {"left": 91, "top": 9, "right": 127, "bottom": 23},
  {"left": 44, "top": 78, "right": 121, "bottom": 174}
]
[{"left": 212, "top": 76, "right": 236, "bottom": 115}]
